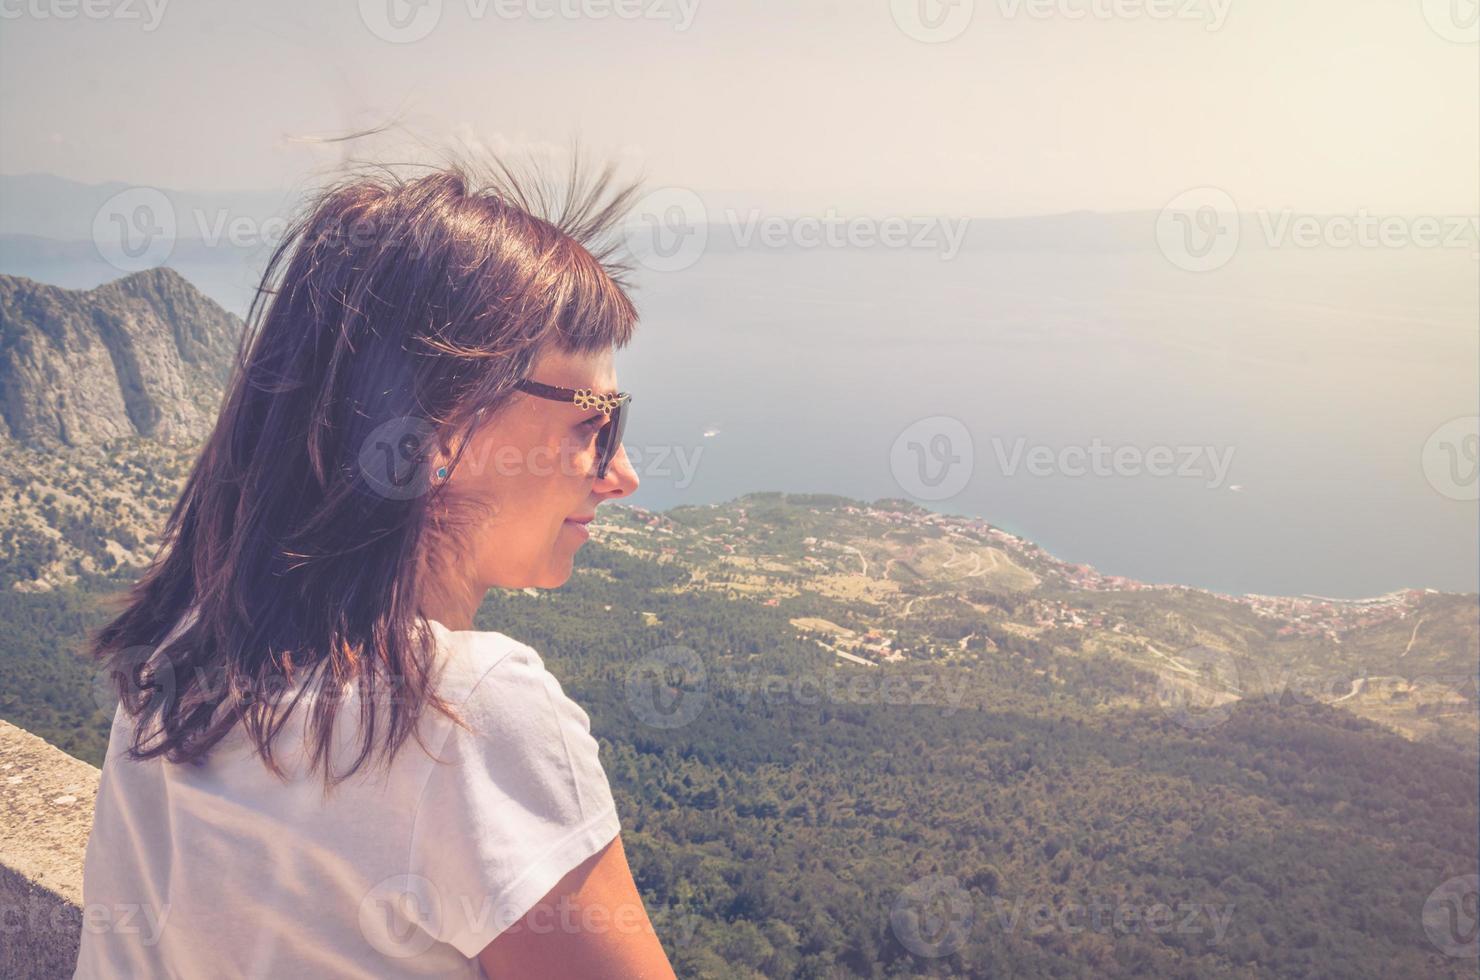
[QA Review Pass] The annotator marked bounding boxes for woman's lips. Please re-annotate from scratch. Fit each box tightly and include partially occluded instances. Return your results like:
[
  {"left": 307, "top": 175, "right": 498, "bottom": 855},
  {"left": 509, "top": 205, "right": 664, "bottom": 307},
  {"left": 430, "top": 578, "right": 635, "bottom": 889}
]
[{"left": 562, "top": 518, "right": 591, "bottom": 539}]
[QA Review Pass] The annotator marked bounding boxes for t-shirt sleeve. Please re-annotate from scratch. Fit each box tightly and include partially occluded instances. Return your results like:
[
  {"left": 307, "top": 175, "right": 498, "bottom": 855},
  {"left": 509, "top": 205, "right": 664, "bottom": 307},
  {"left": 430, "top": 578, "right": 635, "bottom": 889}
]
[{"left": 405, "top": 642, "right": 621, "bottom": 958}]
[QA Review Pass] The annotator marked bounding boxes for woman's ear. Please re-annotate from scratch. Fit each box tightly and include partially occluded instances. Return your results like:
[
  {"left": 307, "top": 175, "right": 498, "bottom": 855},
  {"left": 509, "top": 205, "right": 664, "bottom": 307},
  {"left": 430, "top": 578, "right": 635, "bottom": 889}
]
[
  {"left": 428, "top": 411, "right": 495, "bottom": 486},
  {"left": 427, "top": 429, "right": 459, "bottom": 486}
]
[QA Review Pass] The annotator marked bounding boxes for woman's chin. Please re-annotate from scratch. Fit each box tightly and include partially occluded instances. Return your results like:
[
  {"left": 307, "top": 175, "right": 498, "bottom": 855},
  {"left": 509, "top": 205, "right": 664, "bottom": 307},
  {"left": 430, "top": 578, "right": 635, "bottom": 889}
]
[{"left": 533, "top": 560, "right": 576, "bottom": 590}]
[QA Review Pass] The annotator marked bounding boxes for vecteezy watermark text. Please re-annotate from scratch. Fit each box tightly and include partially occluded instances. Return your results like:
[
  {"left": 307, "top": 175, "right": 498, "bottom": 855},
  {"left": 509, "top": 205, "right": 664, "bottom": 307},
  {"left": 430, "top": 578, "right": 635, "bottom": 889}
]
[
  {"left": 0, "top": 0, "right": 168, "bottom": 29},
  {"left": 1, "top": 898, "right": 171, "bottom": 946},
  {"left": 725, "top": 209, "right": 970, "bottom": 258},
  {"left": 887, "top": 419, "right": 1237, "bottom": 501},
  {"left": 991, "top": 437, "right": 1236, "bottom": 488},
  {"left": 889, "top": 874, "right": 1236, "bottom": 958},
  {"left": 358, "top": 0, "right": 699, "bottom": 44},
  {"left": 356, "top": 416, "right": 705, "bottom": 501},
  {"left": 622, "top": 645, "right": 975, "bottom": 729},
  {"left": 1157, "top": 188, "right": 1480, "bottom": 272},
  {"left": 358, "top": 873, "right": 702, "bottom": 958},
  {"left": 623, "top": 187, "right": 971, "bottom": 272},
  {"left": 889, "top": 0, "right": 1233, "bottom": 44}
]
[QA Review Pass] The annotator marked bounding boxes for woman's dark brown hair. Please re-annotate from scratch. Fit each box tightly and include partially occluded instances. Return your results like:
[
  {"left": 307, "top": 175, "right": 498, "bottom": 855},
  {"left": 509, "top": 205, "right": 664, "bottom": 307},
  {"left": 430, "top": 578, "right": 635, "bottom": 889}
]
[{"left": 89, "top": 148, "right": 645, "bottom": 786}]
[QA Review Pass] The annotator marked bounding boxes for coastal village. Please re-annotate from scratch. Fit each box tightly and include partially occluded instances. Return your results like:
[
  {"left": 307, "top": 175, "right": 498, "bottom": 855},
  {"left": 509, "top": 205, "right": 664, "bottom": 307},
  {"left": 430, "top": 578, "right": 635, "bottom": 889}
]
[
  {"left": 598, "top": 497, "right": 1432, "bottom": 651},
  {"left": 586, "top": 494, "right": 1474, "bottom": 752}
]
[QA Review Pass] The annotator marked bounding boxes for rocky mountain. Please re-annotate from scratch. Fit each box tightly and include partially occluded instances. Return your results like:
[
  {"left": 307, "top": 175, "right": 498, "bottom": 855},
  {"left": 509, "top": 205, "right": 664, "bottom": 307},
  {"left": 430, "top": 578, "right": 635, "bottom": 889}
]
[
  {"left": 0, "top": 269, "right": 239, "bottom": 591},
  {"left": 0, "top": 268, "right": 241, "bottom": 448}
]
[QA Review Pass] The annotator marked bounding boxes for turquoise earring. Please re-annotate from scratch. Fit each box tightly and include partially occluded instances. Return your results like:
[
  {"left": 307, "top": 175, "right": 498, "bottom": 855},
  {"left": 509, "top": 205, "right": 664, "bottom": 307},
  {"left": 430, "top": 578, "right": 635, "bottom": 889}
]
[{"left": 435, "top": 466, "right": 449, "bottom": 481}]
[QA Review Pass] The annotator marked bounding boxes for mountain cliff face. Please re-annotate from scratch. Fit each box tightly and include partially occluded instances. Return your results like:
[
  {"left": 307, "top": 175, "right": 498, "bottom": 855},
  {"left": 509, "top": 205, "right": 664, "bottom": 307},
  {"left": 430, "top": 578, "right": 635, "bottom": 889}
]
[{"left": 0, "top": 268, "right": 241, "bottom": 448}]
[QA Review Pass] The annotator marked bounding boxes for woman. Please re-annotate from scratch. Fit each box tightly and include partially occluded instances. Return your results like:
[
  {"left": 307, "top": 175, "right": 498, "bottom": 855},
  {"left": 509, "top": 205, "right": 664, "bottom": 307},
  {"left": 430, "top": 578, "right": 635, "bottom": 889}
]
[{"left": 74, "top": 152, "right": 678, "bottom": 978}]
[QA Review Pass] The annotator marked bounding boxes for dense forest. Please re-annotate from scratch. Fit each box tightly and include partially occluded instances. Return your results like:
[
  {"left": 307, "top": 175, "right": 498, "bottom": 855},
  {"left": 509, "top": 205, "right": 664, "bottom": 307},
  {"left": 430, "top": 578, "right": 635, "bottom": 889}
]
[{"left": 2, "top": 540, "right": 1475, "bottom": 978}]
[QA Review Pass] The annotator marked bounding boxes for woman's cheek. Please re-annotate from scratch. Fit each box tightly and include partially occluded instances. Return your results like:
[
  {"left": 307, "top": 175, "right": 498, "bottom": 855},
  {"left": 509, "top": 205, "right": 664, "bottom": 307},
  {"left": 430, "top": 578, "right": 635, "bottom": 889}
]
[{"left": 556, "top": 435, "right": 588, "bottom": 478}]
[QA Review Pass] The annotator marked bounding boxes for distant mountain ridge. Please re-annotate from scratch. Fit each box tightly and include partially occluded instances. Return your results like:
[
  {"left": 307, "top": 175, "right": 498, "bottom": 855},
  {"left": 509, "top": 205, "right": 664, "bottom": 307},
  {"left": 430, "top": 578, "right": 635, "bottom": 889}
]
[
  {"left": 0, "top": 269, "right": 242, "bottom": 447},
  {"left": 0, "top": 173, "right": 296, "bottom": 242}
]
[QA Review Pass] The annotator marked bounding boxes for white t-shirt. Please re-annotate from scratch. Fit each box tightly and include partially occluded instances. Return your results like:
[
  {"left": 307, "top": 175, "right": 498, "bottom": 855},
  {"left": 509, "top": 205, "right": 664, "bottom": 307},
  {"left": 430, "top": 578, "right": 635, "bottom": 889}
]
[{"left": 74, "top": 618, "right": 622, "bottom": 979}]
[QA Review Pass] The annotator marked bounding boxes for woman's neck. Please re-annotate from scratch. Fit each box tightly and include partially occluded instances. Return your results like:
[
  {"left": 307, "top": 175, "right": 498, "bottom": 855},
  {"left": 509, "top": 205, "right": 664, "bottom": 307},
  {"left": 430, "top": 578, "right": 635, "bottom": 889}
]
[{"left": 417, "top": 577, "right": 483, "bottom": 632}]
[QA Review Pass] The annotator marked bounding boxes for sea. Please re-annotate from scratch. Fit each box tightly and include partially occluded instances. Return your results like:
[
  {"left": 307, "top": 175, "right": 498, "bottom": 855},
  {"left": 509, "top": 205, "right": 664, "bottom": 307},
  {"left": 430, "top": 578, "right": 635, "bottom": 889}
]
[{"left": 4, "top": 218, "right": 1476, "bottom": 598}]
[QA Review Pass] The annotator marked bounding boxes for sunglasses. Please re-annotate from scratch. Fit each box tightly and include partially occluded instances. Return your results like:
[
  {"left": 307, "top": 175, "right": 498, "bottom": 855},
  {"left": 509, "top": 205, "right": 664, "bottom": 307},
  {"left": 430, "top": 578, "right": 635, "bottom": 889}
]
[{"left": 514, "top": 378, "right": 631, "bottom": 479}]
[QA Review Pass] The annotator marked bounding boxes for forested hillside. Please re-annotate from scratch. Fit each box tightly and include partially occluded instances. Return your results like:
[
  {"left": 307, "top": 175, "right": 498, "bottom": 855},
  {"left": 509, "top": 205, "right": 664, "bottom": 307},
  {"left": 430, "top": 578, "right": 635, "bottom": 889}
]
[{"left": 2, "top": 540, "right": 1475, "bottom": 977}]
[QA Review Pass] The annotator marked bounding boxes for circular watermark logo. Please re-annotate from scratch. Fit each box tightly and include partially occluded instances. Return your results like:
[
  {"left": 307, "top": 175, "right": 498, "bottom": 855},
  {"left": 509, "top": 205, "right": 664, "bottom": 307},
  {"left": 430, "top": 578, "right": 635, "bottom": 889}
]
[
  {"left": 889, "top": 0, "right": 975, "bottom": 43},
  {"left": 890, "top": 874, "right": 975, "bottom": 957},
  {"left": 1420, "top": 0, "right": 1480, "bottom": 44},
  {"left": 1156, "top": 186, "right": 1240, "bottom": 272},
  {"left": 623, "top": 186, "right": 708, "bottom": 273},
  {"left": 359, "top": 0, "right": 443, "bottom": 43},
  {"left": 89, "top": 646, "right": 177, "bottom": 715},
  {"left": 1422, "top": 416, "right": 1479, "bottom": 501},
  {"left": 625, "top": 645, "right": 707, "bottom": 728},
  {"left": 89, "top": 664, "right": 120, "bottom": 714},
  {"left": 890, "top": 416, "right": 973, "bottom": 501},
  {"left": 1423, "top": 874, "right": 1479, "bottom": 958},
  {"left": 92, "top": 187, "right": 176, "bottom": 273},
  {"left": 1155, "top": 645, "right": 1241, "bottom": 730},
  {"left": 358, "top": 416, "right": 440, "bottom": 500},
  {"left": 358, "top": 874, "right": 443, "bottom": 958}
]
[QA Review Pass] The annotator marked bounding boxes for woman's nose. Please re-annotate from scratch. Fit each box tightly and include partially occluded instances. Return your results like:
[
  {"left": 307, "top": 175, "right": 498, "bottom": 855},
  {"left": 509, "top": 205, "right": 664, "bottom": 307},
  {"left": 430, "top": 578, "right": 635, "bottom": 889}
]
[{"left": 597, "top": 443, "right": 639, "bottom": 497}]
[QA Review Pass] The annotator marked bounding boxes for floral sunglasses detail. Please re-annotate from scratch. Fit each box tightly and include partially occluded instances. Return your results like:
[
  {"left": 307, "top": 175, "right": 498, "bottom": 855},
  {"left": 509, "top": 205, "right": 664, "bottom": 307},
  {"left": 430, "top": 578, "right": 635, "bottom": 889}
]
[{"left": 514, "top": 378, "right": 632, "bottom": 479}]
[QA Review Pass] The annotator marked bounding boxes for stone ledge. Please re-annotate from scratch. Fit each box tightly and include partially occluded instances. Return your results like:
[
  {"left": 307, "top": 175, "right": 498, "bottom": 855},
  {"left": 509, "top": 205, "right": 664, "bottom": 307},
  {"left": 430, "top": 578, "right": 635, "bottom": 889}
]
[{"left": 0, "top": 719, "right": 99, "bottom": 980}]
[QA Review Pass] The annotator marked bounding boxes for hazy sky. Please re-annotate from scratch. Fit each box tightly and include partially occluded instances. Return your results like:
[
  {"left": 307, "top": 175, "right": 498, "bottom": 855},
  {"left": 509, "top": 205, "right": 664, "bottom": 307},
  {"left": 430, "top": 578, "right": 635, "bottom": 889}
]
[{"left": 1, "top": 0, "right": 1476, "bottom": 215}]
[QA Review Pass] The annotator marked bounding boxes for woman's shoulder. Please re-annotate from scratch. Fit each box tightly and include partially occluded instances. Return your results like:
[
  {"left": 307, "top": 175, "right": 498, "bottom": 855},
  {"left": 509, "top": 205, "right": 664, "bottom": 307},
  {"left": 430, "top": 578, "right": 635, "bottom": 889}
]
[
  {"left": 423, "top": 619, "right": 595, "bottom": 741},
  {"left": 414, "top": 620, "right": 615, "bottom": 870},
  {"left": 407, "top": 625, "right": 620, "bottom": 958},
  {"left": 424, "top": 618, "right": 532, "bottom": 701}
]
